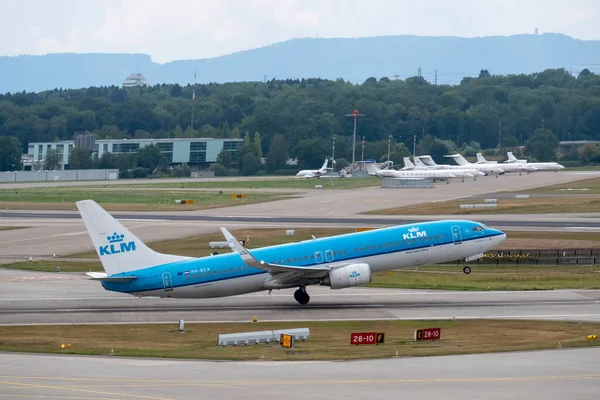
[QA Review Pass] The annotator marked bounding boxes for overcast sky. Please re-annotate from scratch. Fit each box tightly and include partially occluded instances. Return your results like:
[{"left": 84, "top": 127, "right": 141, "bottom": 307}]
[{"left": 1, "top": 0, "right": 599, "bottom": 63}]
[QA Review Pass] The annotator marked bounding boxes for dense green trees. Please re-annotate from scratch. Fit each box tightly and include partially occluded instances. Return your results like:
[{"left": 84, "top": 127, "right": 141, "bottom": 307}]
[
  {"left": 525, "top": 129, "right": 560, "bottom": 161},
  {"left": 69, "top": 148, "right": 94, "bottom": 169},
  {"left": 0, "top": 136, "right": 21, "bottom": 171},
  {"left": 43, "top": 149, "right": 62, "bottom": 170},
  {"left": 1, "top": 68, "right": 600, "bottom": 169}
]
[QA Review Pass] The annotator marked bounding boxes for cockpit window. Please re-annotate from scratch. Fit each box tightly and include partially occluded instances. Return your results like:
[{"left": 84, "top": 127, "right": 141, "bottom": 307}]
[{"left": 472, "top": 226, "right": 485, "bottom": 232}]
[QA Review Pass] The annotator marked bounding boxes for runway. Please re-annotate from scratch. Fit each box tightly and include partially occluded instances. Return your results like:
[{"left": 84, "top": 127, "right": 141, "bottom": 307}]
[
  {"left": 1, "top": 348, "right": 599, "bottom": 399},
  {"left": 1, "top": 269, "right": 600, "bottom": 325}
]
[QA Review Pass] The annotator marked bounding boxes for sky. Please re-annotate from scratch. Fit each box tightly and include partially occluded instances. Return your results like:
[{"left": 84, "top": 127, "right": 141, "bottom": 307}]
[{"left": 1, "top": 0, "right": 599, "bottom": 63}]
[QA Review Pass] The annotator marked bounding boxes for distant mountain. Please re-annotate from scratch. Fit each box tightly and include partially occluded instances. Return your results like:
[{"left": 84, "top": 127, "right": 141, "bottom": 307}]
[{"left": 2, "top": 33, "right": 600, "bottom": 93}]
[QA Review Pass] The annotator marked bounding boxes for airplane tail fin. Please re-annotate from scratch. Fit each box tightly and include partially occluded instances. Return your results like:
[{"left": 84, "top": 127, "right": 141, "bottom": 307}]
[
  {"left": 476, "top": 153, "right": 488, "bottom": 163},
  {"left": 76, "top": 200, "right": 191, "bottom": 276},
  {"left": 507, "top": 152, "right": 517, "bottom": 162},
  {"left": 445, "top": 154, "right": 470, "bottom": 166},
  {"left": 321, "top": 158, "right": 329, "bottom": 171},
  {"left": 363, "top": 161, "right": 380, "bottom": 176},
  {"left": 403, "top": 157, "right": 415, "bottom": 169},
  {"left": 413, "top": 158, "right": 427, "bottom": 168}
]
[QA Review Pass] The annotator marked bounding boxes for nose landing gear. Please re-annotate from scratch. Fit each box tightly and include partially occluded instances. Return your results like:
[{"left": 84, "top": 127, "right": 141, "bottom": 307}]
[
  {"left": 463, "top": 265, "right": 472, "bottom": 274},
  {"left": 294, "top": 286, "right": 310, "bottom": 305}
]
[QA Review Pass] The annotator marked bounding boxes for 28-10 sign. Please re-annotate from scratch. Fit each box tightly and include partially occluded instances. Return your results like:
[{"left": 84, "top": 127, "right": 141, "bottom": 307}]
[
  {"left": 415, "top": 327, "right": 441, "bottom": 341},
  {"left": 350, "top": 332, "right": 385, "bottom": 345}
]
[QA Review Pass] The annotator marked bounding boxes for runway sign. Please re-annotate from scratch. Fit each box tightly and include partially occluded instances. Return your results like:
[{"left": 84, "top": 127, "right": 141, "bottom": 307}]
[
  {"left": 350, "top": 332, "right": 385, "bottom": 345},
  {"left": 280, "top": 333, "right": 294, "bottom": 348},
  {"left": 414, "top": 328, "right": 441, "bottom": 341},
  {"left": 231, "top": 194, "right": 247, "bottom": 199}
]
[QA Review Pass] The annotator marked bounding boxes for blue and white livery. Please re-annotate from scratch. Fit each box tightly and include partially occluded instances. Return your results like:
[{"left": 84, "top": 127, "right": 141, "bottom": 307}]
[{"left": 77, "top": 200, "right": 506, "bottom": 305}]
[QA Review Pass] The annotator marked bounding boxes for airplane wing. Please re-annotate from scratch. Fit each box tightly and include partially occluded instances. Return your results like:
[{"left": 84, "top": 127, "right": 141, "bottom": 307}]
[{"left": 220, "top": 227, "right": 331, "bottom": 275}]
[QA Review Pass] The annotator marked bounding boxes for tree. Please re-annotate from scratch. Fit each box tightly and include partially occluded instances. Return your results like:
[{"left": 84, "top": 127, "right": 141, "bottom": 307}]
[
  {"left": 135, "top": 144, "right": 162, "bottom": 170},
  {"left": 240, "top": 152, "right": 259, "bottom": 175},
  {"left": 98, "top": 152, "right": 116, "bottom": 169},
  {"left": 386, "top": 143, "right": 411, "bottom": 166},
  {"left": 266, "top": 134, "right": 288, "bottom": 173},
  {"left": 69, "top": 148, "right": 94, "bottom": 169},
  {"left": 43, "top": 148, "right": 63, "bottom": 170},
  {"left": 253, "top": 132, "right": 263, "bottom": 160},
  {"left": 217, "top": 148, "right": 232, "bottom": 169},
  {"left": 479, "top": 69, "right": 491, "bottom": 78},
  {"left": 578, "top": 143, "right": 599, "bottom": 165},
  {"left": 525, "top": 128, "right": 559, "bottom": 161},
  {"left": 0, "top": 136, "right": 21, "bottom": 171}
]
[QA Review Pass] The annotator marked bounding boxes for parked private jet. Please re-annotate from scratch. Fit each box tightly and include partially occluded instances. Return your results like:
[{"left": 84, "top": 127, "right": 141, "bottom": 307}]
[
  {"left": 403, "top": 157, "right": 478, "bottom": 182},
  {"left": 77, "top": 200, "right": 505, "bottom": 305},
  {"left": 364, "top": 160, "right": 456, "bottom": 181},
  {"left": 415, "top": 155, "right": 490, "bottom": 179},
  {"left": 296, "top": 158, "right": 329, "bottom": 178},
  {"left": 505, "top": 152, "right": 565, "bottom": 171},
  {"left": 444, "top": 154, "right": 536, "bottom": 175}
]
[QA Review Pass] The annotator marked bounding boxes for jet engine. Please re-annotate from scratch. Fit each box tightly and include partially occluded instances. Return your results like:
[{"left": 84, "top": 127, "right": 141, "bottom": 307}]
[{"left": 321, "top": 263, "right": 372, "bottom": 289}]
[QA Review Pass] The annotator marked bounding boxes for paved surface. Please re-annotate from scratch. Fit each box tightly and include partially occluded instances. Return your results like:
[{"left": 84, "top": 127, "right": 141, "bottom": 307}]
[
  {"left": 1, "top": 269, "right": 600, "bottom": 325},
  {"left": 1, "top": 170, "right": 599, "bottom": 261},
  {"left": 0, "top": 348, "right": 599, "bottom": 399}
]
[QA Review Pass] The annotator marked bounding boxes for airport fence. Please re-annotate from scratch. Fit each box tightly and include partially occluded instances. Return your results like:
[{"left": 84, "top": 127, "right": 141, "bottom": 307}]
[
  {"left": 443, "top": 248, "right": 600, "bottom": 266},
  {"left": 0, "top": 169, "right": 119, "bottom": 183}
]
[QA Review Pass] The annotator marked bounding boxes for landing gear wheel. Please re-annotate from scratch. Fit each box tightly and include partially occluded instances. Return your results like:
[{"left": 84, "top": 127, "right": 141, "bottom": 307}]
[
  {"left": 294, "top": 287, "right": 310, "bottom": 305},
  {"left": 463, "top": 266, "right": 472, "bottom": 275}
]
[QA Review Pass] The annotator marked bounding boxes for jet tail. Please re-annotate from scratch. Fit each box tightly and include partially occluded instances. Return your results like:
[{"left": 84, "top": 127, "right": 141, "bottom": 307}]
[
  {"left": 507, "top": 152, "right": 518, "bottom": 162},
  {"left": 476, "top": 153, "right": 488, "bottom": 163},
  {"left": 76, "top": 200, "right": 191, "bottom": 276},
  {"left": 403, "top": 157, "right": 415, "bottom": 169},
  {"left": 445, "top": 154, "right": 470, "bottom": 166},
  {"left": 320, "top": 158, "right": 328, "bottom": 171},
  {"left": 363, "top": 161, "right": 380, "bottom": 176}
]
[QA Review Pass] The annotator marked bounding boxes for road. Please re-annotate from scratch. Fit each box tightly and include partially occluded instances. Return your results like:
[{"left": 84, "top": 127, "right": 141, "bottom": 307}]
[{"left": 0, "top": 349, "right": 598, "bottom": 399}]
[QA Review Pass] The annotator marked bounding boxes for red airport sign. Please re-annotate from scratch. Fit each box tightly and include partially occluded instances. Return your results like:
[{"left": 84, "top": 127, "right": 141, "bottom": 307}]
[
  {"left": 414, "top": 328, "right": 441, "bottom": 341},
  {"left": 350, "top": 332, "right": 385, "bottom": 345}
]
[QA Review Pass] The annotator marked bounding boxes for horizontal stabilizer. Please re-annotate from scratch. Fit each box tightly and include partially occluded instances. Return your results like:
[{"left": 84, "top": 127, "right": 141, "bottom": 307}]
[{"left": 85, "top": 272, "right": 137, "bottom": 282}]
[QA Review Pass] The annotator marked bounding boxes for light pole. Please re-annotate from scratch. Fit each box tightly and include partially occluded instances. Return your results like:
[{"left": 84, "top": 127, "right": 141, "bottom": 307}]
[
  {"left": 361, "top": 136, "right": 365, "bottom": 162},
  {"left": 412, "top": 134, "right": 417, "bottom": 162},
  {"left": 387, "top": 135, "right": 392, "bottom": 163},
  {"left": 332, "top": 136, "right": 336, "bottom": 170},
  {"left": 345, "top": 109, "right": 364, "bottom": 169},
  {"left": 498, "top": 123, "right": 502, "bottom": 149}
]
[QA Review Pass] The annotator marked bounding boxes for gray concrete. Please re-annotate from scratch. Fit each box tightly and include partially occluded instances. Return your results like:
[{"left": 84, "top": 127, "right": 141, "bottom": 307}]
[
  {"left": 0, "top": 348, "right": 598, "bottom": 399},
  {"left": 1, "top": 269, "right": 600, "bottom": 325}
]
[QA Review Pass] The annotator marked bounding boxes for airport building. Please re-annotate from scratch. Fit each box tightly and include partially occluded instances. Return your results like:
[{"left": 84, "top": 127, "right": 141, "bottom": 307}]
[{"left": 27, "top": 137, "right": 243, "bottom": 170}]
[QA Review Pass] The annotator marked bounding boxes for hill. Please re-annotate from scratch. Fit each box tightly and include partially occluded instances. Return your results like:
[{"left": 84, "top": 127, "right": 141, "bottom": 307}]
[{"left": 2, "top": 33, "right": 600, "bottom": 92}]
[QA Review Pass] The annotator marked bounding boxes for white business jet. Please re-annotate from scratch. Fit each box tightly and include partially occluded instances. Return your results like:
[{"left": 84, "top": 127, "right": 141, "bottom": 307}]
[
  {"left": 296, "top": 158, "right": 329, "bottom": 178},
  {"left": 505, "top": 152, "right": 565, "bottom": 172}
]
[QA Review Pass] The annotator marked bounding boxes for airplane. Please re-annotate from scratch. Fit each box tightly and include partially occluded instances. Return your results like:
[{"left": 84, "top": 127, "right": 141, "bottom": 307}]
[
  {"left": 404, "top": 157, "right": 479, "bottom": 182},
  {"left": 296, "top": 158, "right": 329, "bottom": 179},
  {"left": 414, "top": 156, "right": 487, "bottom": 180},
  {"left": 363, "top": 160, "right": 456, "bottom": 181},
  {"left": 474, "top": 152, "right": 541, "bottom": 174},
  {"left": 505, "top": 152, "right": 565, "bottom": 172},
  {"left": 444, "top": 154, "right": 521, "bottom": 175},
  {"left": 76, "top": 200, "right": 506, "bottom": 305}
]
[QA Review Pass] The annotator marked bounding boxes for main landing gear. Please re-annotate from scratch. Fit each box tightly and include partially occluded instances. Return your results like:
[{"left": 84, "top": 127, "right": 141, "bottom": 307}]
[
  {"left": 294, "top": 286, "right": 310, "bottom": 305},
  {"left": 463, "top": 264, "right": 472, "bottom": 274}
]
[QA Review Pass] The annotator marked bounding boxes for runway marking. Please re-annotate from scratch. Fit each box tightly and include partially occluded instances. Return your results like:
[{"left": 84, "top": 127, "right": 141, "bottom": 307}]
[
  {"left": 0, "top": 380, "right": 173, "bottom": 400},
  {"left": 0, "top": 394, "right": 121, "bottom": 399},
  {"left": 1, "top": 374, "right": 599, "bottom": 387}
]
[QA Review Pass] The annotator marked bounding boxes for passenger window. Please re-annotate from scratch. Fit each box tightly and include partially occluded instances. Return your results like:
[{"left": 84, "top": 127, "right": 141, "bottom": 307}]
[
  {"left": 344, "top": 250, "right": 347, "bottom": 254},
  {"left": 366, "top": 246, "right": 370, "bottom": 250},
  {"left": 435, "top": 236, "right": 439, "bottom": 239},
  {"left": 355, "top": 248, "right": 358, "bottom": 252},
  {"left": 361, "top": 247, "right": 364, "bottom": 252},
  {"left": 378, "top": 244, "right": 381, "bottom": 248},
  {"left": 396, "top": 241, "right": 400, "bottom": 245},
  {"left": 384, "top": 243, "right": 387, "bottom": 247},
  {"left": 440, "top": 234, "right": 444, "bottom": 238},
  {"left": 305, "top": 256, "right": 308, "bottom": 260}
]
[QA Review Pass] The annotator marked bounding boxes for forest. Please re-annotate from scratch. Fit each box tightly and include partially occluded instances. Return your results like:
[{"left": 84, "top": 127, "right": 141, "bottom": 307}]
[{"left": 1, "top": 68, "right": 600, "bottom": 173}]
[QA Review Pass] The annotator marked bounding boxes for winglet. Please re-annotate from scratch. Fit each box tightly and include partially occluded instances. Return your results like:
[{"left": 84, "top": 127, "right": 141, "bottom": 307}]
[{"left": 220, "top": 227, "right": 263, "bottom": 269}]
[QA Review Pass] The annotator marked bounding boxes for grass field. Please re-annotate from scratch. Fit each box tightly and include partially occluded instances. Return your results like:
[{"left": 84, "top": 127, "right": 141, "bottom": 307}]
[
  {"left": 0, "top": 187, "right": 291, "bottom": 211},
  {"left": 0, "top": 226, "right": 22, "bottom": 231},
  {"left": 1, "top": 260, "right": 102, "bottom": 273},
  {"left": 520, "top": 177, "right": 600, "bottom": 195},
  {"left": 367, "top": 195, "right": 600, "bottom": 215},
  {"left": 131, "top": 177, "right": 381, "bottom": 190},
  {"left": 370, "top": 265, "right": 600, "bottom": 290},
  {"left": 0, "top": 320, "right": 598, "bottom": 360}
]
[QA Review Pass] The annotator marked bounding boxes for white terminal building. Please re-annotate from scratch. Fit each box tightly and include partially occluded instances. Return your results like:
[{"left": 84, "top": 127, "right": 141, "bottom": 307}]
[
  {"left": 27, "top": 138, "right": 243, "bottom": 170},
  {"left": 122, "top": 73, "right": 148, "bottom": 88}
]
